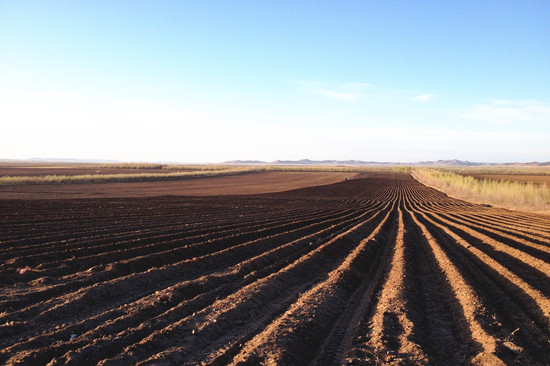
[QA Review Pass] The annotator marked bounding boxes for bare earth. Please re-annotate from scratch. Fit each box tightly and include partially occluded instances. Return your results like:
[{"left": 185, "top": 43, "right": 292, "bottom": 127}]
[
  {"left": 0, "top": 171, "right": 354, "bottom": 199},
  {"left": 1, "top": 172, "right": 549, "bottom": 365},
  {"left": 0, "top": 166, "right": 174, "bottom": 177}
]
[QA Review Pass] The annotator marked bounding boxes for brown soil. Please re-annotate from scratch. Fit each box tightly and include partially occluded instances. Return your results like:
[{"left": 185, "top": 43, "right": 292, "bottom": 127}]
[
  {"left": 0, "top": 166, "right": 173, "bottom": 177},
  {"left": 0, "top": 171, "right": 354, "bottom": 199},
  {"left": 1, "top": 172, "right": 549, "bottom": 365}
]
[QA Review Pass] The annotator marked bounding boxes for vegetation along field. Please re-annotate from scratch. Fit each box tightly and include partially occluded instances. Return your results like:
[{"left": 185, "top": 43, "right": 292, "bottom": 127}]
[{"left": 1, "top": 168, "right": 549, "bottom": 365}]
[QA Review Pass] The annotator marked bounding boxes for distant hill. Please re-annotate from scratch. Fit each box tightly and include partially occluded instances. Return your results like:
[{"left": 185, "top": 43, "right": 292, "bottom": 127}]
[
  {"left": 416, "top": 159, "right": 482, "bottom": 166},
  {"left": 223, "top": 159, "right": 550, "bottom": 167}
]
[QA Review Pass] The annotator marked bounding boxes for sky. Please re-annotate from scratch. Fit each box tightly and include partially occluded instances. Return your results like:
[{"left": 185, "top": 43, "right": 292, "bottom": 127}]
[{"left": 1, "top": 1, "right": 549, "bottom": 163}]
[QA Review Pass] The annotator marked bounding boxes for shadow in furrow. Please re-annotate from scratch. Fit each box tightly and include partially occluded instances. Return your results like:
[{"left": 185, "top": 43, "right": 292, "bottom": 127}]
[
  {"left": 413, "top": 213, "right": 550, "bottom": 364},
  {"left": 401, "top": 208, "right": 480, "bottom": 364},
  {"left": 309, "top": 203, "right": 399, "bottom": 366},
  {"left": 424, "top": 212, "right": 550, "bottom": 299},
  {"left": 437, "top": 213, "right": 550, "bottom": 264}
]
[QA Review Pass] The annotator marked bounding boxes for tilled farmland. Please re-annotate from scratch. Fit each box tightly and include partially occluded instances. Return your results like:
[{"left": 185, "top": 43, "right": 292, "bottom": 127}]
[{"left": 1, "top": 172, "right": 549, "bottom": 365}]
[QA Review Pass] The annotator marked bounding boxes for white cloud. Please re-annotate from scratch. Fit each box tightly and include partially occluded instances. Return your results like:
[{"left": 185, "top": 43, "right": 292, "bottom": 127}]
[
  {"left": 411, "top": 93, "right": 435, "bottom": 102},
  {"left": 318, "top": 89, "right": 359, "bottom": 101},
  {"left": 461, "top": 100, "right": 550, "bottom": 126}
]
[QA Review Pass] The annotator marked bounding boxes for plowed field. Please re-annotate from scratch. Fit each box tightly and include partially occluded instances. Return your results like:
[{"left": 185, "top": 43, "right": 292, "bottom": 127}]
[
  {"left": 0, "top": 171, "right": 352, "bottom": 199},
  {"left": 1, "top": 172, "right": 549, "bottom": 365}
]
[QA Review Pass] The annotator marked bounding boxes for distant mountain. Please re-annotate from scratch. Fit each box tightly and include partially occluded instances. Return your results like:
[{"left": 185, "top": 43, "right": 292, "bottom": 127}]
[
  {"left": 223, "top": 159, "right": 550, "bottom": 167},
  {"left": 272, "top": 159, "right": 381, "bottom": 165},
  {"left": 223, "top": 159, "right": 384, "bottom": 166},
  {"left": 415, "top": 159, "right": 483, "bottom": 166}
]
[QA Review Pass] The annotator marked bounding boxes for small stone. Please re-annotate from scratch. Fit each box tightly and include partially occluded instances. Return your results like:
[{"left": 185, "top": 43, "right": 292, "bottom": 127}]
[{"left": 502, "top": 341, "right": 523, "bottom": 355}]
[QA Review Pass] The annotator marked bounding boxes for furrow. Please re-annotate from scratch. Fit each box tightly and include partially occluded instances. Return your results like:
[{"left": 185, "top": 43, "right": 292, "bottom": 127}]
[
  {"left": 420, "top": 210, "right": 550, "bottom": 298},
  {"left": 412, "top": 210, "right": 550, "bottom": 364},
  {"left": 445, "top": 212, "right": 550, "bottom": 250},
  {"left": 226, "top": 202, "right": 395, "bottom": 365},
  {"left": 0, "top": 205, "right": 378, "bottom": 343},
  {"left": 459, "top": 212, "right": 550, "bottom": 242},
  {"left": 342, "top": 205, "right": 429, "bottom": 365},
  {"left": 406, "top": 208, "right": 505, "bottom": 365},
  {"left": 427, "top": 212, "right": 550, "bottom": 274},
  {"left": 2, "top": 207, "right": 366, "bottom": 365},
  {"left": 96, "top": 203, "right": 392, "bottom": 365},
  {"left": 310, "top": 203, "right": 401, "bottom": 366}
]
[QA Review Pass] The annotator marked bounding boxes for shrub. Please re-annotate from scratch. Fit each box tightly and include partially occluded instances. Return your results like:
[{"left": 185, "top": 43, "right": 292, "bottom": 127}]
[{"left": 412, "top": 168, "right": 550, "bottom": 213}]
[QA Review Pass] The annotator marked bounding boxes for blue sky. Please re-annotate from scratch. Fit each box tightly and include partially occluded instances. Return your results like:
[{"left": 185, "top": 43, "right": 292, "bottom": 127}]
[{"left": 1, "top": 1, "right": 549, "bottom": 163}]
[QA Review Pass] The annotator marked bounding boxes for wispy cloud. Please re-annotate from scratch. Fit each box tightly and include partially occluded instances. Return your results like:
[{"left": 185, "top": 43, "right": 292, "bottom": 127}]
[
  {"left": 317, "top": 89, "right": 360, "bottom": 101},
  {"left": 411, "top": 93, "right": 435, "bottom": 102},
  {"left": 461, "top": 100, "right": 550, "bottom": 126},
  {"left": 295, "top": 81, "right": 370, "bottom": 102}
]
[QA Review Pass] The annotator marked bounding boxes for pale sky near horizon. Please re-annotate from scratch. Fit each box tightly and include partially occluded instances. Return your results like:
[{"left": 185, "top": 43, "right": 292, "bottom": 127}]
[{"left": 1, "top": 1, "right": 549, "bottom": 163}]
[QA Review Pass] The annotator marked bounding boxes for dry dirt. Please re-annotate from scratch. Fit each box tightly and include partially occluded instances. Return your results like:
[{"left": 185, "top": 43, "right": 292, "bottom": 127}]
[
  {"left": 0, "top": 166, "right": 173, "bottom": 177},
  {"left": 1, "top": 172, "right": 549, "bottom": 365},
  {"left": 0, "top": 171, "right": 353, "bottom": 199}
]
